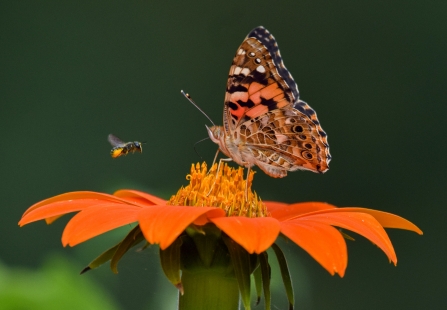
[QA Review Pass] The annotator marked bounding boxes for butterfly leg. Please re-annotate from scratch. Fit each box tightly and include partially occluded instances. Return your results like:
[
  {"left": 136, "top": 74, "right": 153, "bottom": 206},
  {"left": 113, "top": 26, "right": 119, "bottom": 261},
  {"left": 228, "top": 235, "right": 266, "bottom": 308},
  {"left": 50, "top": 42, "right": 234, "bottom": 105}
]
[
  {"left": 206, "top": 157, "right": 233, "bottom": 197},
  {"left": 207, "top": 148, "right": 221, "bottom": 175},
  {"left": 244, "top": 166, "right": 251, "bottom": 202}
]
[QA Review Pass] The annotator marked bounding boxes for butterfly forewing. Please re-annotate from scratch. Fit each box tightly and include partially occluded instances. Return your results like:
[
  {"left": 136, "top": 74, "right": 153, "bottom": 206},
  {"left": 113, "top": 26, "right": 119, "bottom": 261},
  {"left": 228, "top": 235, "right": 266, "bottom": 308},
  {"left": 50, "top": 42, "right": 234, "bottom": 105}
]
[{"left": 212, "top": 26, "right": 331, "bottom": 177}]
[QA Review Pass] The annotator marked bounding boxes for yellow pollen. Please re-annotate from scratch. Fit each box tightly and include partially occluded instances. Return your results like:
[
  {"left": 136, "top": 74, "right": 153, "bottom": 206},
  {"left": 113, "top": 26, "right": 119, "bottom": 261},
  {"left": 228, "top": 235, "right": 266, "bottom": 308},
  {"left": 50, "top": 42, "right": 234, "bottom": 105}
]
[{"left": 168, "top": 162, "right": 268, "bottom": 217}]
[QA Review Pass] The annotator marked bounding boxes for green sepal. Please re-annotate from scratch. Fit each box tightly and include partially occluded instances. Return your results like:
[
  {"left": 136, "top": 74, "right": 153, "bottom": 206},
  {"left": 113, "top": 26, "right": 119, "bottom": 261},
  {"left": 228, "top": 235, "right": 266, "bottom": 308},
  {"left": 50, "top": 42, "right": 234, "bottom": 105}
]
[
  {"left": 222, "top": 234, "right": 252, "bottom": 310},
  {"left": 259, "top": 252, "right": 271, "bottom": 310},
  {"left": 339, "top": 229, "right": 355, "bottom": 241},
  {"left": 110, "top": 225, "right": 145, "bottom": 274},
  {"left": 253, "top": 258, "right": 262, "bottom": 306},
  {"left": 272, "top": 243, "right": 294, "bottom": 310},
  {"left": 80, "top": 244, "right": 119, "bottom": 274},
  {"left": 186, "top": 223, "right": 222, "bottom": 267},
  {"left": 160, "top": 237, "right": 184, "bottom": 294}
]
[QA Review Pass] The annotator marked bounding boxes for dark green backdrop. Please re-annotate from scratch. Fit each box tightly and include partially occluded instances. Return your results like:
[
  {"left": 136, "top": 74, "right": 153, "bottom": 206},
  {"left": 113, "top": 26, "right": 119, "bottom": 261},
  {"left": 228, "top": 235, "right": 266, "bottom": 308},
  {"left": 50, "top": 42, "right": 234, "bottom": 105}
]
[{"left": 1, "top": 1, "right": 445, "bottom": 309}]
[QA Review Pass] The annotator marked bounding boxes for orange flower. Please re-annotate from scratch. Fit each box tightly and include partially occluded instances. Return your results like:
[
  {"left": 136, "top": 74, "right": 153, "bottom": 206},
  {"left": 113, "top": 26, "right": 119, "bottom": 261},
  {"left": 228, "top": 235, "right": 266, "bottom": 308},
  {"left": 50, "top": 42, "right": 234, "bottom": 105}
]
[{"left": 19, "top": 163, "right": 422, "bottom": 277}]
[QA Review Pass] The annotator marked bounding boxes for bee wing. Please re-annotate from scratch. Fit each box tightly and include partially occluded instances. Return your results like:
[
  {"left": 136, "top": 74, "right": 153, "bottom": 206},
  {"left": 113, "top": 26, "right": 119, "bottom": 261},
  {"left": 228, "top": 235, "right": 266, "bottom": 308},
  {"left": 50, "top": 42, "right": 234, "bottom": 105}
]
[{"left": 108, "top": 134, "right": 125, "bottom": 147}]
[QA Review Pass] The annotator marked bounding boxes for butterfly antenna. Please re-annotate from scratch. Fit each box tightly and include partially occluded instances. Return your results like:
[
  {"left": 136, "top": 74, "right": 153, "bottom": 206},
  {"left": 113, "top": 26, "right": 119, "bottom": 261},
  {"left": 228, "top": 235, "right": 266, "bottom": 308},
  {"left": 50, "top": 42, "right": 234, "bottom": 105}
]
[
  {"left": 181, "top": 90, "right": 216, "bottom": 127},
  {"left": 193, "top": 137, "right": 210, "bottom": 160}
]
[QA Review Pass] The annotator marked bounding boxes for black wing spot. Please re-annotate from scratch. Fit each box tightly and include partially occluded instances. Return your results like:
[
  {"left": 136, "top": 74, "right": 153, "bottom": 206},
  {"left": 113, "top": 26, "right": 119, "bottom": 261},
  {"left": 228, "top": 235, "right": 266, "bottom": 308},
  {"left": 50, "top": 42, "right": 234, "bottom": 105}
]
[
  {"left": 251, "top": 70, "right": 269, "bottom": 85},
  {"left": 304, "top": 143, "right": 312, "bottom": 149},
  {"left": 260, "top": 97, "right": 278, "bottom": 110},
  {"left": 292, "top": 125, "right": 303, "bottom": 133},
  {"left": 302, "top": 151, "right": 313, "bottom": 159},
  {"left": 228, "top": 102, "right": 238, "bottom": 110},
  {"left": 237, "top": 99, "right": 255, "bottom": 108},
  {"left": 305, "top": 109, "right": 316, "bottom": 117},
  {"left": 227, "top": 84, "right": 248, "bottom": 93}
]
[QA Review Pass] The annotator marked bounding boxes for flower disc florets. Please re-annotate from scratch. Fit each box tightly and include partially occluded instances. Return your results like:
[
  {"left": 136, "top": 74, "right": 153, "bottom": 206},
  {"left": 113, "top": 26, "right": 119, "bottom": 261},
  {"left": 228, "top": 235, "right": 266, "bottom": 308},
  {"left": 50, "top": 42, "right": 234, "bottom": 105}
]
[{"left": 168, "top": 163, "right": 267, "bottom": 217}]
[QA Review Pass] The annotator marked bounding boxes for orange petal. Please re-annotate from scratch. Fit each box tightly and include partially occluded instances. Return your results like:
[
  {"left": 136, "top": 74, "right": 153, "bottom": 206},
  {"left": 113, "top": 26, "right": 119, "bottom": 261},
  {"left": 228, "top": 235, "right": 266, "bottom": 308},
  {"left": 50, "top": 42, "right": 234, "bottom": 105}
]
[
  {"left": 280, "top": 220, "right": 347, "bottom": 276},
  {"left": 264, "top": 201, "right": 288, "bottom": 212},
  {"left": 114, "top": 189, "right": 167, "bottom": 206},
  {"left": 138, "top": 206, "right": 225, "bottom": 250},
  {"left": 62, "top": 204, "right": 141, "bottom": 246},
  {"left": 329, "top": 208, "right": 423, "bottom": 234},
  {"left": 19, "top": 199, "right": 108, "bottom": 226},
  {"left": 300, "top": 212, "right": 397, "bottom": 264},
  {"left": 22, "top": 191, "right": 132, "bottom": 217},
  {"left": 269, "top": 202, "right": 337, "bottom": 221},
  {"left": 211, "top": 217, "right": 281, "bottom": 254}
]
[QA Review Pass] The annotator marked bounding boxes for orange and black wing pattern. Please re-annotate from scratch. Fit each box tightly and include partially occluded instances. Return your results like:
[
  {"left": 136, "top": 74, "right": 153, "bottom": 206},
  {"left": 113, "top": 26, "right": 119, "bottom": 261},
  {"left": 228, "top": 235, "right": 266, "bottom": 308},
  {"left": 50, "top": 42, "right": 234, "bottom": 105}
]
[{"left": 224, "top": 27, "right": 331, "bottom": 174}]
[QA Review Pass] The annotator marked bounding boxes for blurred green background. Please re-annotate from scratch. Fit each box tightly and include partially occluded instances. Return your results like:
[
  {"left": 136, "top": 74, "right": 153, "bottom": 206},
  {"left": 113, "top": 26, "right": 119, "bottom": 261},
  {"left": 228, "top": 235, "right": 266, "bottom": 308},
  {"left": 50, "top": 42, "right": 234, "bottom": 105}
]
[{"left": 1, "top": 0, "right": 445, "bottom": 309}]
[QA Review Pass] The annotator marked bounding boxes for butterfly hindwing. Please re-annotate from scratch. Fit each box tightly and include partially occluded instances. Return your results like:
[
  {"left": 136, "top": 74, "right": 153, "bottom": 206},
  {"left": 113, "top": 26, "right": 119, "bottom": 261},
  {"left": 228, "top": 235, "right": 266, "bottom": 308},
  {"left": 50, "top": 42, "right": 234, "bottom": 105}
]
[{"left": 238, "top": 107, "right": 330, "bottom": 173}]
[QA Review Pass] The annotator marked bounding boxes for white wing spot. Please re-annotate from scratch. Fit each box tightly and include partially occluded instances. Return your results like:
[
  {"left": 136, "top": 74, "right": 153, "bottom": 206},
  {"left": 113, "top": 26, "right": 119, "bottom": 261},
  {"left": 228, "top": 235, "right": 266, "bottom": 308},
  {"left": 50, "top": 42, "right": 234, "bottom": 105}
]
[
  {"left": 256, "top": 65, "right": 266, "bottom": 73},
  {"left": 241, "top": 68, "right": 251, "bottom": 76},
  {"left": 234, "top": 66, "right": 242, "bottom": 75},
  {"left": 238, "top": 48, "right": 246, "bottom": 55}
]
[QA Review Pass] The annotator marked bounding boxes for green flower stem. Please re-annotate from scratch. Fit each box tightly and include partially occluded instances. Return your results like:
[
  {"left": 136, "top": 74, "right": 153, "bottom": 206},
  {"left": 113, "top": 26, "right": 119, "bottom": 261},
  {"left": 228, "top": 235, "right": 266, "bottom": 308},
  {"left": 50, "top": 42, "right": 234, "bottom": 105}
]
[
  {"left": 178, "top": 224, "right": 240, "bottom": 310},
  {"left": 178, "top": 268, "right": 239, "bottom": 310}
]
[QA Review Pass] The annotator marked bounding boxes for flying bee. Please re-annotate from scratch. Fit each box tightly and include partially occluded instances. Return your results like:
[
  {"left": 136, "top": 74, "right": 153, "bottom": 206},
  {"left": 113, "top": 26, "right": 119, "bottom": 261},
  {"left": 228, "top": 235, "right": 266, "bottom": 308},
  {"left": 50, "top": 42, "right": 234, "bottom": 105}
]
[{"left": 108, "top": 134, "right": 143, "bottom": 158}]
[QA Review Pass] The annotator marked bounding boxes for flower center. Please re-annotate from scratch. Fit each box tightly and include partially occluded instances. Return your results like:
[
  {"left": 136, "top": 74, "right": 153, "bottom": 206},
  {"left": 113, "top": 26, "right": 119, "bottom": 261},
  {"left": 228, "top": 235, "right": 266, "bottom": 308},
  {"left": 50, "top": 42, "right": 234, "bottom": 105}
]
[{"left": 168, "top": 162, "right": 267, "bottom": 217}]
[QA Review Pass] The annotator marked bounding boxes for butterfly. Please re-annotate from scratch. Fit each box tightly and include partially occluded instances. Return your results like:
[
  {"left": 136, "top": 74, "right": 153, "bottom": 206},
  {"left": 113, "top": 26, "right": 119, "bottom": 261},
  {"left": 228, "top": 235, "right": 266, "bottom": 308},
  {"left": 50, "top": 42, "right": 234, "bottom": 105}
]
[
  {"left": 108, "top": 134, "right": 142, "bottom": 158},
  {"left": 206, "top": 26, "right": 331, "bottom": 179}
]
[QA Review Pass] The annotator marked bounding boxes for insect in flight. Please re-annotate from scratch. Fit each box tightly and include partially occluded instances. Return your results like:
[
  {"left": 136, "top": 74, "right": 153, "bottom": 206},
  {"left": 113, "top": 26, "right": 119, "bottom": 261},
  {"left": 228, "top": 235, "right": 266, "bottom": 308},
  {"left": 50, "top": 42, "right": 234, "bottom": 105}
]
[
  {"left": 184, "top": 26, "right": 331, "bottom": 186},
  {"left": 108, "top": 134, "right": 143, "bottom": 158}
]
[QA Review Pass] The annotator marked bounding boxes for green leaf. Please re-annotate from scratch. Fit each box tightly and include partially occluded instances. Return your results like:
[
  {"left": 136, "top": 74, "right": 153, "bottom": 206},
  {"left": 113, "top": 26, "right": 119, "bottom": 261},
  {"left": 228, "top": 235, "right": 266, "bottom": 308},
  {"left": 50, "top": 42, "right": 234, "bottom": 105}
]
[
  {"left": 222, "top": 234, "right": 251, "bottom": 310},
  {"left": 253, "top": 258, "right": 262, "bottom": 306},
  {"left": 272, "top": 243, "right": 294, "bottom": 310},
  {"left": 160, "top": 237, "right": 184, "bottom": 294},
  {"left": 80, "top": 244, "right": 119, "bottom": 274},
  {"left": 110, "top": 225, "right": 145, "bottom": 274},
  {"left": 259, "top": 252, "right": 271, "bottom": 310}
]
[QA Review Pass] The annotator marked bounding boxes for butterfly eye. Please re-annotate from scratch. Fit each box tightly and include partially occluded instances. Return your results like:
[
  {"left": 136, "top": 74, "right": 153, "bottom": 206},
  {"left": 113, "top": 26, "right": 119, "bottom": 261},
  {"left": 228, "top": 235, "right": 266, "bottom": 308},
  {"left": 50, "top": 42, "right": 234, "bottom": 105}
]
[
  {"left": 255, "top": 58, "right": 261, "bottom": 64},
  {"left": 213, "top": 128, "right": 221, "bottom": 139},
  {"left": 248, "top": 52, "right": 256, "bottom": 57}
]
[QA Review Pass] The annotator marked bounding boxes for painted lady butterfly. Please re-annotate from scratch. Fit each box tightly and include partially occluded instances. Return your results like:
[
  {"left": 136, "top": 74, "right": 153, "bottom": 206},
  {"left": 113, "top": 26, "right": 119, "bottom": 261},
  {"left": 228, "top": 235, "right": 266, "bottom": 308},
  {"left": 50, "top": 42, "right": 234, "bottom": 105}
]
[{"left": 207, "top": 26, "right": 331, "bottom": 178}]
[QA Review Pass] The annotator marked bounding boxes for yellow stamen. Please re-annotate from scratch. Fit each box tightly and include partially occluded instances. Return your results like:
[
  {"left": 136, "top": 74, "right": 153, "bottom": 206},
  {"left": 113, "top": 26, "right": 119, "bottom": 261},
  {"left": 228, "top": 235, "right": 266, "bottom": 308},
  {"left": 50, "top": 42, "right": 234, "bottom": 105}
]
[{"left": 168, "top": 163, "right": 268, "bottom": 217}]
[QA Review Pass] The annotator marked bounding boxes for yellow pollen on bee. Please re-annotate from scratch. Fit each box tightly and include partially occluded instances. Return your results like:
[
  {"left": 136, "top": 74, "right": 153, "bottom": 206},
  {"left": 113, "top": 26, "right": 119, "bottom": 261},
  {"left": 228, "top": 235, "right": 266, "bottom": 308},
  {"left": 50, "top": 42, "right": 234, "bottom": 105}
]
[
  {"left": 111, "top": 148, "right": 124, "bottom": 158},
  {"left": 167, "top": 162, "right": 268, "bottom": 217}
]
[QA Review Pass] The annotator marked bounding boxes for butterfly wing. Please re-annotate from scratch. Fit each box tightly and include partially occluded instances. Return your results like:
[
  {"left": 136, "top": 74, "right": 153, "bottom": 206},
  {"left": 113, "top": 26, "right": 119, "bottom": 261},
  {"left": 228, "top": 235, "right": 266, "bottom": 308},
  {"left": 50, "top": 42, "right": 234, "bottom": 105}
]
[{"left": 224, "top": 26, "right": 331, "bottom": 175}]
